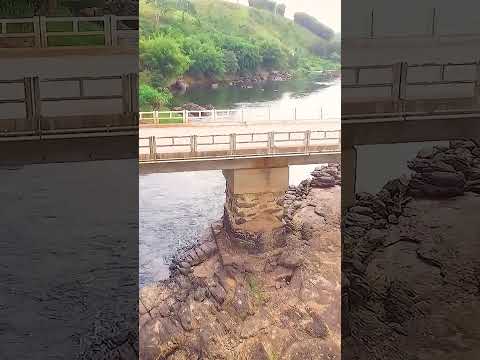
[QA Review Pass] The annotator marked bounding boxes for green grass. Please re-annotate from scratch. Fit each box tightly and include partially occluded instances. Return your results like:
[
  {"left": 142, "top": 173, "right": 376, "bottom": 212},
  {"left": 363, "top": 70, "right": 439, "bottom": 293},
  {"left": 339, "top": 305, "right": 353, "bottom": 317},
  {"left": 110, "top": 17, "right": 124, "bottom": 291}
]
[
  {"left": 140, "top": 117, "right": 184, "bottom": 124},
  {"left": 47, "top": 34, "right": 106, "bottom": 47},
  {"left": 246, "top": 274, "right": 267, "bottom": 304},
  {"left": 140, "top": 0, "right": 339, "bottom": 72},
  {"left": 6, "top": 19, "right": 106, "bottom": 47},
  {"left": 141, "top": 0, "right": 325, "bottom": 50}
]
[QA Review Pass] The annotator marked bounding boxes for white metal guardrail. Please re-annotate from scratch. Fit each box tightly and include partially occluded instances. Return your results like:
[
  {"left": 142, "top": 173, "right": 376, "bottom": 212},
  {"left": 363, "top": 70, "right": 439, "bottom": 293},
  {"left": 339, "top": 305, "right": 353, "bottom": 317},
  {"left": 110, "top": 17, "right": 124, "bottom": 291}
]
[
  {"left": 344, "top": 6, "right": 480, "bottom": 39},
  {"left": 0, "top": 16, "right": 138, "bottom": 48},
  {"left": 342, "top": 60, "right": 480, "bottom": 122},
  {"left": 0, "top": 73, "right": 138, "bottom": 138},
  {"left": 139, "top": 130, "right": 341, "bottom": 161},
  {"left": 139, "top": 107, "right": 336, "bottom": 125}
]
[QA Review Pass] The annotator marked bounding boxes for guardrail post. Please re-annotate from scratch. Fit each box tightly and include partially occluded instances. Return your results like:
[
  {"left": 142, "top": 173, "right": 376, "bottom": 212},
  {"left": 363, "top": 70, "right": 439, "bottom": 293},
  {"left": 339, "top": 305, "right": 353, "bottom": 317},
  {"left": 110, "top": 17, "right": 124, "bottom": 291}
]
[
  {"left": 110, "top": 15, "right": 117, "bottom": 46},
  {"left": 304, "top": 130, "right": 311, "bottom": 154},
  {"left": 267, "top": 132, "right": 275, "bottom": 154},
  {"left": 129, "top": 73, "right": 139, "bottom": 115},
  {"left": 32, "top": 76, "right": 42, "bottom": 133},
  {"left": 154, "top": 111, "right": 158, "bottom": 124},
  {"left": 229, "top": 133, "right": 237, "bottom": 156},
  {"left": 399, "top": 62, "right": 408, "bottom": 113},
  {"left": 213, "top": 109, "right": 217, "bottom": 122},
  {"left": 268, "top": 107, "right": 271, "bottom": 121},
  {"left": 370, "top": 9, "right": 374, "bottom": 38},
  {"left": 104, "top": 15, "right": 112, "bottom": 46},
  {"left": 183, "top": 110, "right": 188, "bottom": 124},
  {"left": 241, "top": 108, "right": 245, "bottom": 124},
  {"left": 39, "top": 16, "right": 47, "bottom": 47},
  {"left": 294, "top": 107, "right": 297, "bottom": 121},
  {"left": 149, "top": 136, "right": 157, "bottom": 160},
  {"left": 475, "top": 61, "right": 480, "bottom": 105},
  {"left": 190, "top": 135, "right": 197, "bottom": 154},
  {"left": 24, "top": 77, "right": 35, "bottom": 131},
  {"left": 33, "top": 16, "right": 42, "bottom": 47}
]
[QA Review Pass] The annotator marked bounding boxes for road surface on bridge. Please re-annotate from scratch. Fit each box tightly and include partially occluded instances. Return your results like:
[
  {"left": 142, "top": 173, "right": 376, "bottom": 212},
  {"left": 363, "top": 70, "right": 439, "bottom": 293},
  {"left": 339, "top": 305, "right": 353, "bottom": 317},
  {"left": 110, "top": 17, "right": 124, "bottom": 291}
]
[
  {"left": 139, "top": 120, "right": 340, "bottom": 159},
  {"left": 139, "top": 120, "right": 339, "bottom": 138}
]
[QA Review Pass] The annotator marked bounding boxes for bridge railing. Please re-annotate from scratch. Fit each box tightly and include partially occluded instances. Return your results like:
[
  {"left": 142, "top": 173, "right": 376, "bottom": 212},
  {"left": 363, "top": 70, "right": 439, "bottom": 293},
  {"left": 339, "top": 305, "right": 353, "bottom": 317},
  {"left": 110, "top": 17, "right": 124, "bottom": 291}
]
[
  {"left": 139, "top": 129, "right": 341, "bottom": 161},
  {"left": 0, "top": 15, "right": 138, "bottom": 48},
  {"left": 0, "top": 73, "right": 138, "bottom": 139},
  {"left": 343, "top": 6, "right": 480, "bottom": 39},
  {"left": 139, "top": 106, "right": 336, "bottom": 125},
  {"left": 342, "top": 60, "right": 480, "bottom": 122}
]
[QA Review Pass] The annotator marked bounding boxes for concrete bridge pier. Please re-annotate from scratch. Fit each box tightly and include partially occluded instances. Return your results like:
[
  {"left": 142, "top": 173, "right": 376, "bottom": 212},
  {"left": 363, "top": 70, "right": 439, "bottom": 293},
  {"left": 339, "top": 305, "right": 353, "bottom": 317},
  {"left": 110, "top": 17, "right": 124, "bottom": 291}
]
[{"left": 222, "top": 167, "right": 289, "bottom": 253}]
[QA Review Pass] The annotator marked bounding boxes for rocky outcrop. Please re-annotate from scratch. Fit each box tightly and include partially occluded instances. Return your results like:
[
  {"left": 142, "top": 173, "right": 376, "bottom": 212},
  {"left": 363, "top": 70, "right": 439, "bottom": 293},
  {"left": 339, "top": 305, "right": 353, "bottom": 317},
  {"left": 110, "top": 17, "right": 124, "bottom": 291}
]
[
  {"left": 139, "top": 165, "right": 341, "bottom": 360},
  {"left": 342, "top": 139, "right": 480, "bottom": 359},
  {"left": 229, "top": 71, "right": 292, "bottom": 88},
  {"left": 284, "top": 163, "right": 341, "bottom": 233}
]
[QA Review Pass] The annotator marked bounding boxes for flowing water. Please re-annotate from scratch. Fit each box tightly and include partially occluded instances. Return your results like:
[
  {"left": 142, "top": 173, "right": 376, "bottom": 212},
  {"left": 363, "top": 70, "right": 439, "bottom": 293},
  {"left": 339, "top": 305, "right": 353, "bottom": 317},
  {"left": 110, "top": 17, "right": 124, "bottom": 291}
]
[{"left": 140, "top": 76, "right": 340, "bottom": 286}]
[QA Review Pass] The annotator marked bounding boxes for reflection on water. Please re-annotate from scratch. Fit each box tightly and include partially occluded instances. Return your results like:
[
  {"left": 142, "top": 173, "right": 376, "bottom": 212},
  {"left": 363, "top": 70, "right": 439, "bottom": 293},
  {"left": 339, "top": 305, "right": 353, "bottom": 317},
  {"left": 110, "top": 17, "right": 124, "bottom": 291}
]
[
  {"left": 0, "top": 160, "right": 137, "bottom": 359},
  {"left": 173, "top": 77, "right": 341, "bottom": 119},
  {"left": 139, "top": 165, "right": 322, "bottom": 286}
]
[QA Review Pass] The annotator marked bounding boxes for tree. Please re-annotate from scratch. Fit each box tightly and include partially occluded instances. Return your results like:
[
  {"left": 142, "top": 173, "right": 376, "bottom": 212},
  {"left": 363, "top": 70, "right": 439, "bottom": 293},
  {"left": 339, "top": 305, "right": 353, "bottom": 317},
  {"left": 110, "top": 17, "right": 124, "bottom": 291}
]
[
  {"left": 139, "top": 84, "right": 172, "bottom": 109},
  {"left": 140, "top": 35, "right": 191, "bottom": 87},
  {"left": 294, "top": 12, "right": 334, "bottom": 41},
  {"left": 149, "top": 0, "right": 196, "bottom": 21},
  {"left": 223, "top": 50, "right": 239, "bottom": 74},
  {"left": 182, "top": 37, "right": 225, "bottom": 77},
  {"left": 259, "top": 40, "right": 287, "bottom": 69}
]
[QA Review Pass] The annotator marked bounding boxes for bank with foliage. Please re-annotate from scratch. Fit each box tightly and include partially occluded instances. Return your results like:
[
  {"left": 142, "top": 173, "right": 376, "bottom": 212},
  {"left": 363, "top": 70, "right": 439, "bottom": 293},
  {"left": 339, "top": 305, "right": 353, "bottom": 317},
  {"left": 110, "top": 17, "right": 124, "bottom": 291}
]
[{"left": 140, "top": 0, "right": 340, "bottom": 110}]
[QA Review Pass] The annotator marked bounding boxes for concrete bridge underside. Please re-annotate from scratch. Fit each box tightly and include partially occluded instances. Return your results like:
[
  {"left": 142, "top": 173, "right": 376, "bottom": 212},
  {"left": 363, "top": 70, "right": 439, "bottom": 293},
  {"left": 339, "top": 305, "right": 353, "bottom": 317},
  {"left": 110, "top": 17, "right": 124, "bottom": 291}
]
[
  {"left": 0, "top": 134, "right": 137, "bottom": 165},
  {"left": 139, "top": 152, "right": 340, "bottom": 174}
]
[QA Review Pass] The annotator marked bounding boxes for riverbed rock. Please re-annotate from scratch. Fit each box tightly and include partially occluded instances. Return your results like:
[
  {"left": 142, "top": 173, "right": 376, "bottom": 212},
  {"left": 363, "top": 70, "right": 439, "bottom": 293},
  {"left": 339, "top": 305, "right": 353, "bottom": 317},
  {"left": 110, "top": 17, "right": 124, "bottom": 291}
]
[
  {"left": 342, "top": 138, "right": 480, "bottom": 359},
  {"left": 138, "top": 169, "right": 341, "bottom": 360}
]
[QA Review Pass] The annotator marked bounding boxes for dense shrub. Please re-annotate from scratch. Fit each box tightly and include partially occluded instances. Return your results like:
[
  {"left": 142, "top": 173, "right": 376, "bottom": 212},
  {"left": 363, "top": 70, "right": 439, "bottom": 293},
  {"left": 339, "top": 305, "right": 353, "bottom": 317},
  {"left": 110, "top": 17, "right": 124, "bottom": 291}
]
[
  {"left": 181, "top": 36, "right": 225, "bottom": 77},
  {"left": 223, "top": 50, "right": 240, "bottom": 74},
  {"left": 139, "top": 84, "right": 172, "bottom": 109},
  {"left": 223, "top": 39, "right": 262, "bottom": 73},
  {"left": 140, "top": 35, "right": 190, "bottom": 87},
  {"left": 294, "top": 12, "right": 334, "bottom": 41},
  {"left": 259, "top": 40, "right": 288, "bottom": 69},
  {"left": 248, "top": 0, "right": 285, "bottom": 16}
]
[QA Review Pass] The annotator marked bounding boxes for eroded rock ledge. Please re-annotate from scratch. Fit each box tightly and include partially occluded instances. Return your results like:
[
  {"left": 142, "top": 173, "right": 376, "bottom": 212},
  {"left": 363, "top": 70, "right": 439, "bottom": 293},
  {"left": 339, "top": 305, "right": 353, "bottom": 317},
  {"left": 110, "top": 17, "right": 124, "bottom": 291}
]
[
  {"left": 342, "top": 139, "right": 480, "bottom": 360},
  {"left": 139, "top": 164, "right": 341, "bottom": 360}
]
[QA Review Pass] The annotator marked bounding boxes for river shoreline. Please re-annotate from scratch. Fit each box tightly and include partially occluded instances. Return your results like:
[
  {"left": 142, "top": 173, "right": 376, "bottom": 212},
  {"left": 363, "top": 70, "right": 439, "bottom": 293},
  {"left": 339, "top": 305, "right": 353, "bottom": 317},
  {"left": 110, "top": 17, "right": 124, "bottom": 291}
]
[
  {"left": 170, "top": 69, "right": 340, "bottom": 94},
  {"left": 139, "top": 164, "right": 341, "bottom": 359}
]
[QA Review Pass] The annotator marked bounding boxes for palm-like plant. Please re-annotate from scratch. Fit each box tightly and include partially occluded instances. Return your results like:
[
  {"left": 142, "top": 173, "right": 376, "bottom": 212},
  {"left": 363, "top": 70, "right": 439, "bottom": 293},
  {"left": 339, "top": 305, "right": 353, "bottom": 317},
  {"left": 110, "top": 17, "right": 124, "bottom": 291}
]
[{"left": 148, "top": 0, "right": 196, "bottom": 22}]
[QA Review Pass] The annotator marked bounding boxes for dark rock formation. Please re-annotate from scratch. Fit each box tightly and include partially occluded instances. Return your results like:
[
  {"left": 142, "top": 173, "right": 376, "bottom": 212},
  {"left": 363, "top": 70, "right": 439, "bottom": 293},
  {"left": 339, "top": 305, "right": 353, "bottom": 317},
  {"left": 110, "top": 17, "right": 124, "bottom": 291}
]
[
  {"left": 342, "top": 138, "right": 480, "bottom": 359},
  {"left": 139, "top": 165, "right": 341, "bottom": 359}
]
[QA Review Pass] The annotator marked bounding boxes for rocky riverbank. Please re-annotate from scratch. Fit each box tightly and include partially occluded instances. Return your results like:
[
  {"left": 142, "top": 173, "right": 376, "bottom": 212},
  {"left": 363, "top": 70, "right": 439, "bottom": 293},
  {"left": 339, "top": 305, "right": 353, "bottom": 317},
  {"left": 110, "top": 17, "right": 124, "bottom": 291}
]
[
  {"left": 170, "top": 71, "right": 294, "bottom": 94},
  {"left": 139, "top": 164, "right": 341, "bottom": 360},
  {"left": 342, "top": 139, "right": 480, "bottom": 359}
]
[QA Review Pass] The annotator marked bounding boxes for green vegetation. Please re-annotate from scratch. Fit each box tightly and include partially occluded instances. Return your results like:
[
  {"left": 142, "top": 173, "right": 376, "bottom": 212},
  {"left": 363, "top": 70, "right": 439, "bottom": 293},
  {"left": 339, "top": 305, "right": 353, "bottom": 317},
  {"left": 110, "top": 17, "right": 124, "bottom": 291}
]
[
  {"left": 246, "top": 274, "right": 267, "bottom": 305},
  {"left": 140, "top": 84, "right": 174, "bottom": 110},
  {"left": 294, "top": 12, "right": 335, "bottom": 41},
  {"left": 140, "top": 0, "right": 339, "bottom": 111},
  {"left": 248, "top": 0, "right": 285, "bottom": 17}
]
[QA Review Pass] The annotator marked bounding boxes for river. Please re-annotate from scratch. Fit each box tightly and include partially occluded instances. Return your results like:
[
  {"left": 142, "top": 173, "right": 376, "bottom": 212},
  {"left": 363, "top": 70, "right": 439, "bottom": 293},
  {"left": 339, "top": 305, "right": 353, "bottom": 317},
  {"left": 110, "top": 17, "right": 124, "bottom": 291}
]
[{"left": 140, "top": 76, "right": 340, "bottom": 286}]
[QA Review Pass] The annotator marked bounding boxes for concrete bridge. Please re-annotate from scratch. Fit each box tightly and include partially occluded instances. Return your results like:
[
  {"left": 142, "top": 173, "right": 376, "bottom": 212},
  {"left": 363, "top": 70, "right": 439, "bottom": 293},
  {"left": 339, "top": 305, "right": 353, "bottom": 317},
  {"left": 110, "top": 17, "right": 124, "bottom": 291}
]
[
  {"left": 139, "top": 122, "right": 341, "bottom": 250},
  {"left": 342, "top": 59, "right": 480, "bottom": 207}
]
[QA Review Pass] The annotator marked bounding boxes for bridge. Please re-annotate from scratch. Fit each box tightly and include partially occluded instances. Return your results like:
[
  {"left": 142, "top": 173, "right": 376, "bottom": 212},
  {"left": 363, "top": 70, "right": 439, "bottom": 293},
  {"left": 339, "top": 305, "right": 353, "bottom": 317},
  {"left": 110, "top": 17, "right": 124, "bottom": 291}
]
[
  {"left": 342, "top": 58, "right": 480, "bottom": 207},
  {"left": 0, "top": 15, "right": 137, "bottom": 48},
  {"left": 139, "top": 120, "right": 340, "bottom": 249}
]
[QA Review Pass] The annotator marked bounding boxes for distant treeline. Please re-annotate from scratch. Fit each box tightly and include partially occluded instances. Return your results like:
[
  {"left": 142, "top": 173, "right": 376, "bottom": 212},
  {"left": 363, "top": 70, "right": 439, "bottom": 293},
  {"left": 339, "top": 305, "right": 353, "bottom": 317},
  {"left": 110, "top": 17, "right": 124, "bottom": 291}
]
[
  {"left": 248, "top": 0, "right": 285, "bottom": 17},
  {"left": 294, "top": 12, "right": 334, "bottom": 41}
]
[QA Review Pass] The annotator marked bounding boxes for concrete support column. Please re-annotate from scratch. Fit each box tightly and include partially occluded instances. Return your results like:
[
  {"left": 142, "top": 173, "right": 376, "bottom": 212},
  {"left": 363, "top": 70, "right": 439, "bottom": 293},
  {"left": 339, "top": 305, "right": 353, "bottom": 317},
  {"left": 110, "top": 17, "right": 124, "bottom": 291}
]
[
  {"left": 222, "top": 167, "right": 289, "bottom": 253},
  {"left": 342, "top": 146, "right": 357, "bottom": 210}
]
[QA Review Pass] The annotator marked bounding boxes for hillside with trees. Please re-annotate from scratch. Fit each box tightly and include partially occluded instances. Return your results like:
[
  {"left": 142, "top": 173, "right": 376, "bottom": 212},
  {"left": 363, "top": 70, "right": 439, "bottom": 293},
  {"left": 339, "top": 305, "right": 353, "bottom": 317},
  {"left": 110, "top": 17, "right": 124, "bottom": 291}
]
[{"left": 140, "top": 0, "right": 340, "bottom": 109}]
